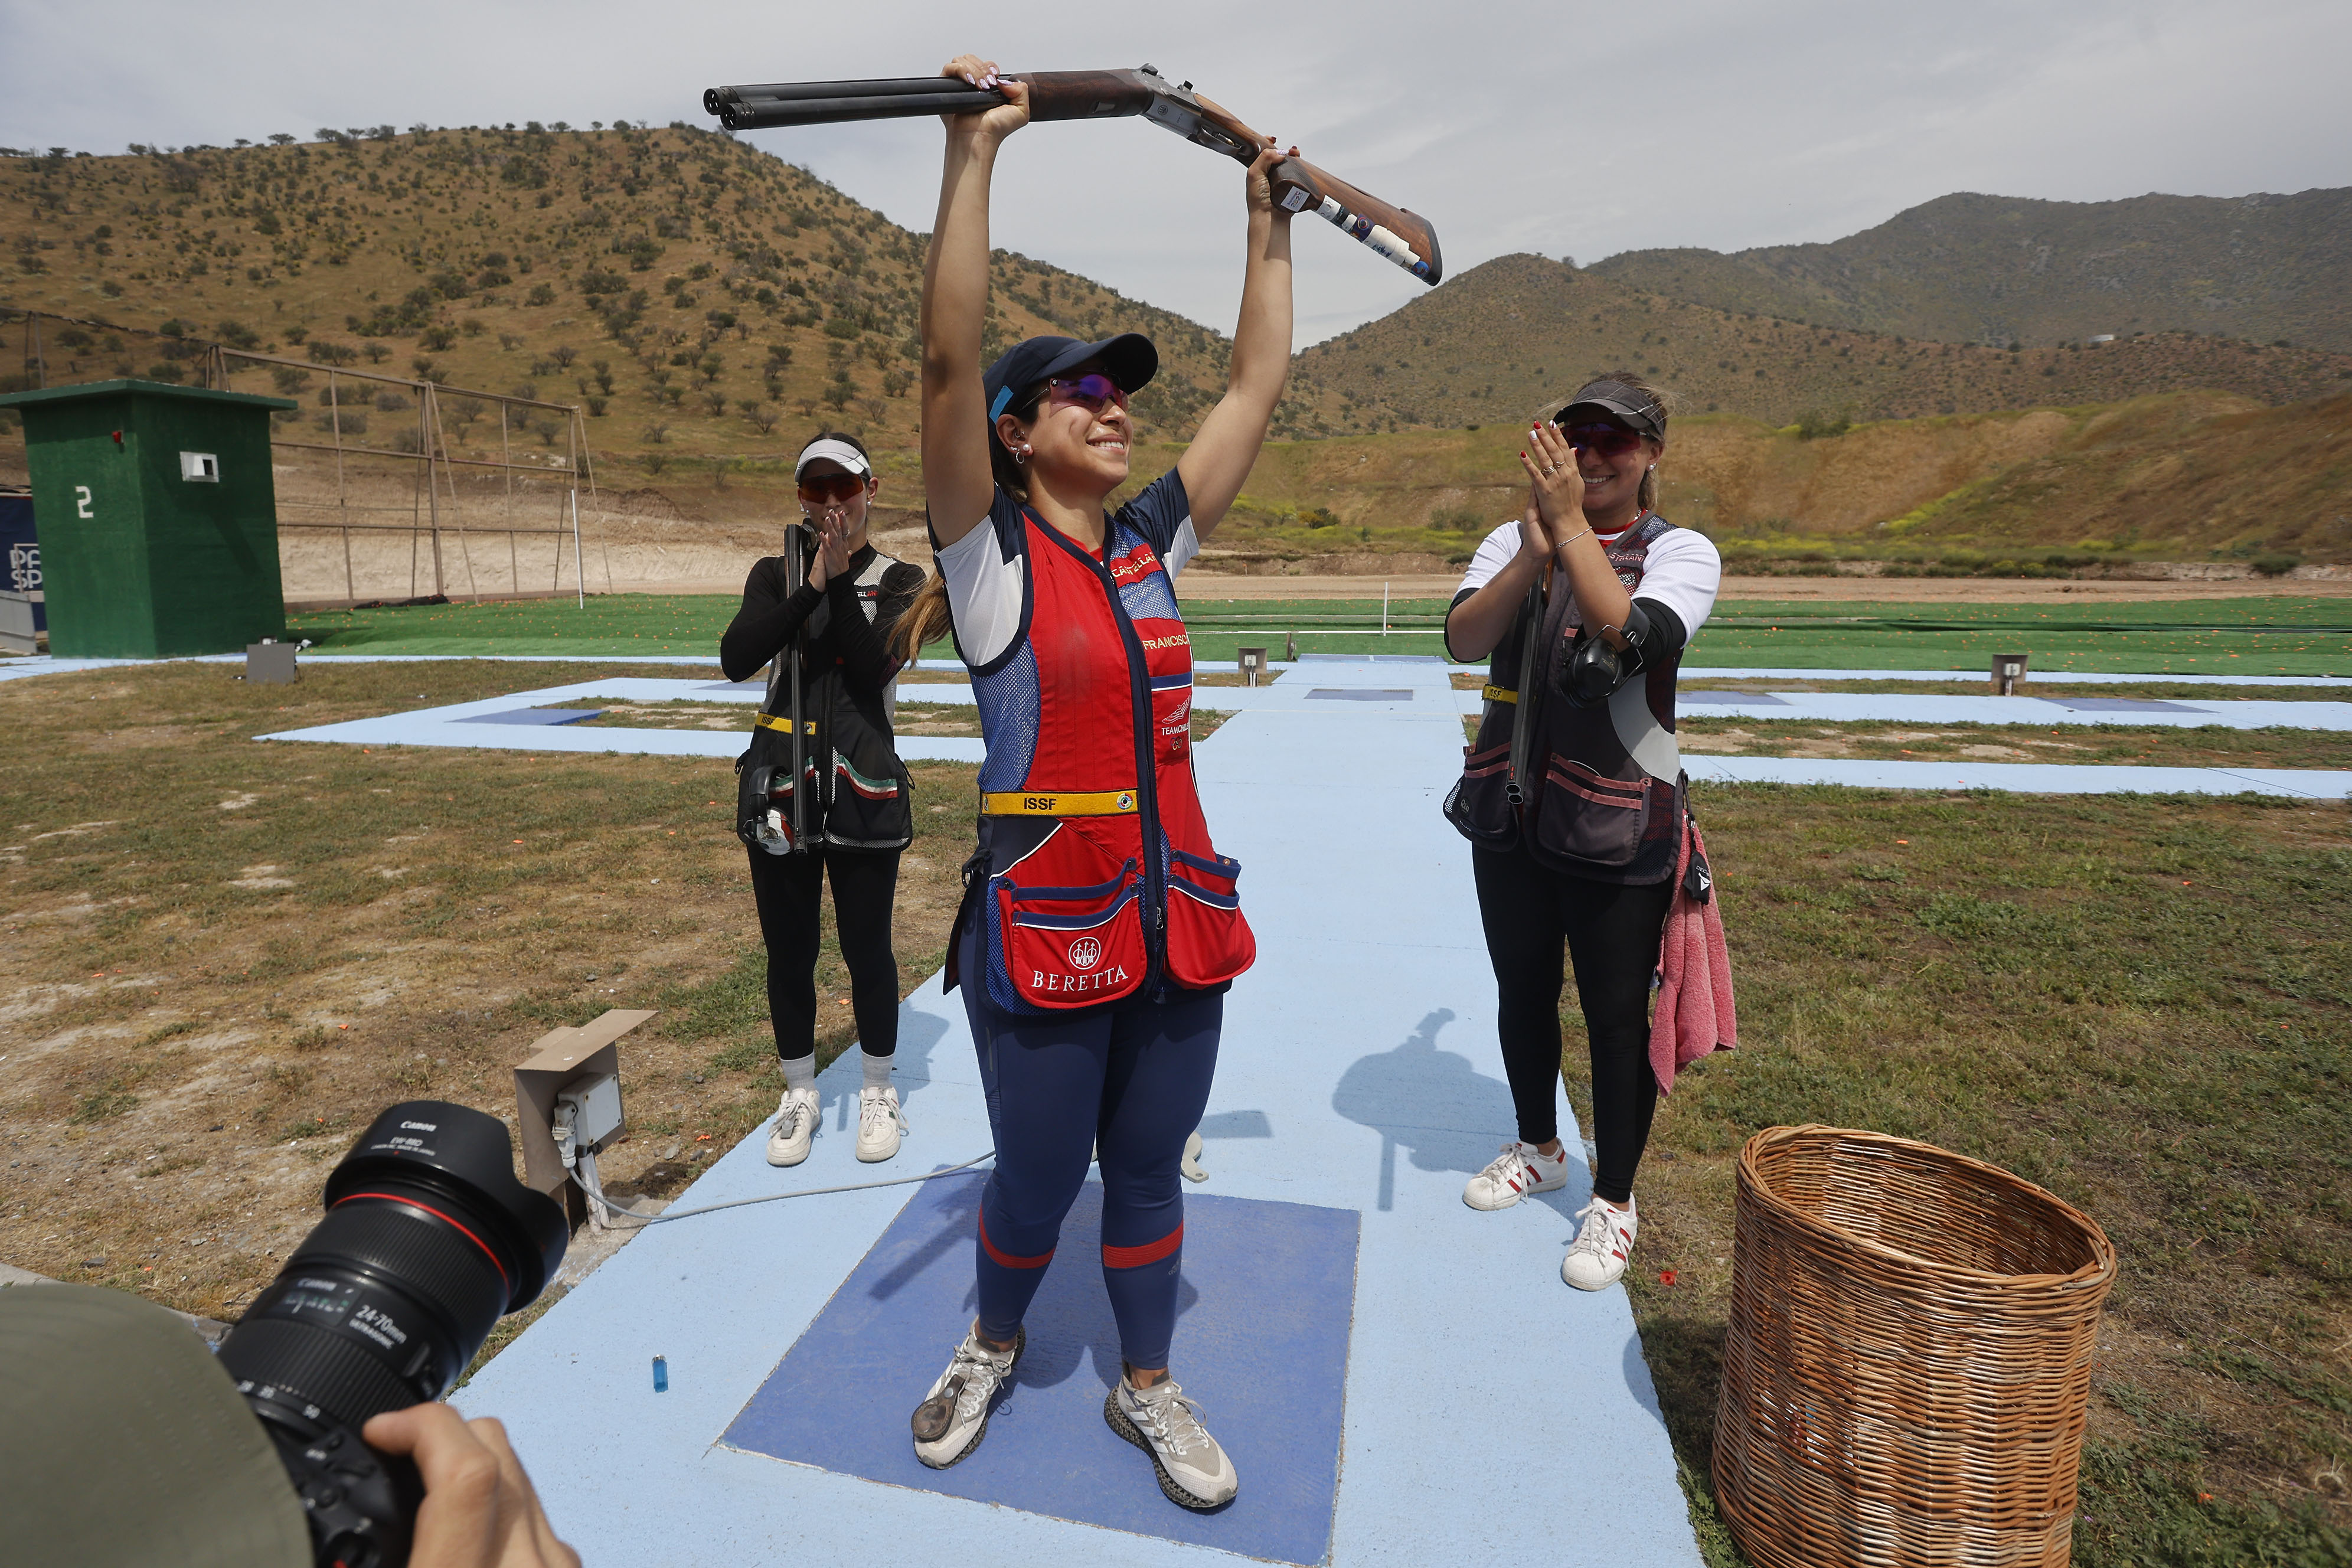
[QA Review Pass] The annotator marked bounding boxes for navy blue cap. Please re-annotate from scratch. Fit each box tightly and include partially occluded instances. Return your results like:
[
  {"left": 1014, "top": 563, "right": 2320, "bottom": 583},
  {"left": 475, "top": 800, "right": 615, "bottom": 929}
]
[{"left": 982, "top": 333, "right": 1157, "bottom": 427}]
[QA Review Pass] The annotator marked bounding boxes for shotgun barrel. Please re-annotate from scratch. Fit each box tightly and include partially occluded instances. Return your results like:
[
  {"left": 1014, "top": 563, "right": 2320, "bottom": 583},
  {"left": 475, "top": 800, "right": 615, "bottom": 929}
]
[
  {"left": 700, "top": 66, "right": 1442, "bottom": 285},
  {"left": 708, "top": 77, "right": 974, "bottom": 112},
  {"left": 713, "top": 90, "right": 1006, "bottom": 128}
]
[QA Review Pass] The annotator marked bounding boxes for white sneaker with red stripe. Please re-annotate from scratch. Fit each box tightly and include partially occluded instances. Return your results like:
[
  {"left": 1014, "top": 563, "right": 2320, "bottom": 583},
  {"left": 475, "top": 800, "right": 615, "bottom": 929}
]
[
  {"left": 1562, "top": 1195, "right": 1638, "bottom": 1290},
  {"left": 1462, "top": 1142, "right": 1573, "bottom": 1211}
]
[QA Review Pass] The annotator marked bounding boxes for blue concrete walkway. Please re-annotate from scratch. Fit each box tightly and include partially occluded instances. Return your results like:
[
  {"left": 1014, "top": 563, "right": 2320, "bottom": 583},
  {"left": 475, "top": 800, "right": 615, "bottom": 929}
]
[{"left": 451, "top": 653, "right": 1704, "bottom": 1567}]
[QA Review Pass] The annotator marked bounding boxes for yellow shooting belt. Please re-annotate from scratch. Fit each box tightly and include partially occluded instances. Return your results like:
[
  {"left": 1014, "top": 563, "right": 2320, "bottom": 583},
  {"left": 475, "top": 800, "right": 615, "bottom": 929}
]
[
  {"left": 979, "top": 790, "right": 1140, "bottom": 817},
  {"left": 1482, "top": 684, "right": 1518, "bottom": 704},
  {"left": 755, "top": 713, "right": 817, "bottom": 736}
]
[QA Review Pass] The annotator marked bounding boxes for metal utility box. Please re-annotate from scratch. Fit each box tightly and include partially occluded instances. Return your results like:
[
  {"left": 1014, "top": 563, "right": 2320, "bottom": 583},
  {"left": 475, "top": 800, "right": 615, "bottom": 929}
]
[{"left": 0, "top": 380, "right": 296, "bottom": 657}]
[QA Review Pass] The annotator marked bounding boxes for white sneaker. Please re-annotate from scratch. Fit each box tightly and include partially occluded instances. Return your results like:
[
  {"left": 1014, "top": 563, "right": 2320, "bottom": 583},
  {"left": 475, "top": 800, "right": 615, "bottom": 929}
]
[
  {"left": 855, "top": 1084, "right": 906, "bottom": 1163},
  {"left": 1563, "top": 1195, "right": 1638, "bottom": 1291},
  {"left": 909, "top": 1326, "right": 1024, "bottom": 1469},
  {"left": 1107, "top": 1375, "right": 1238, "bottom": 1511},
  {"left": 764, "top": 1086, "right": 818, "bottom": 1167},
  {"left": 1463, "top": 1142, "right": 1573, "bottom": 1211}
]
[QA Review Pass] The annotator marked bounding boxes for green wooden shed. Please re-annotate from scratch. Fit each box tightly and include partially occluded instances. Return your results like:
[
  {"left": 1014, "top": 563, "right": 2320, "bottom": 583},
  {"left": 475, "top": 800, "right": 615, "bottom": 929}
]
[{"left": 0, "top": 378, "right": 297, "bottom": 656}]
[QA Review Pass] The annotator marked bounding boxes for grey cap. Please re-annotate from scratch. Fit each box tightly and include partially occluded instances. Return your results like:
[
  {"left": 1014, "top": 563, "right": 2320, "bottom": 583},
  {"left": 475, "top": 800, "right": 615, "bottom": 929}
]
[
  {"left": 0, "top": 1284, "right": 310, "bottom": 1568},
  {"left": 1556, "top": 377, "right": 1667, "bottom": 441}
]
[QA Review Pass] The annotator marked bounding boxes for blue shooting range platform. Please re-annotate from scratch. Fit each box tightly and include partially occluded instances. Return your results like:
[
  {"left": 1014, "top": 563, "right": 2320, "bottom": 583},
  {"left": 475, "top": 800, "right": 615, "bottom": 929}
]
[
  {"left": 727, "top": 1176, "right": 1361, "bottom": 1564},
  {"left": 450, "top": 652, "right": 1708, "bottom": 1567}
]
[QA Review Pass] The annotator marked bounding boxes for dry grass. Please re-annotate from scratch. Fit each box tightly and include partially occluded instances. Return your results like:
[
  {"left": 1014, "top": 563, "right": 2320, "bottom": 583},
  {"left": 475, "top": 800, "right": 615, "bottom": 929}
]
[
  {"left": 1672, "top": 720, "right": 2352, "bottom": 771},
  {"left": 1595, "top": 786, "right": 2351, "bottom": 1564},
  {"left": 0, "top": 659, "right": 976, "bottom": 1322}
]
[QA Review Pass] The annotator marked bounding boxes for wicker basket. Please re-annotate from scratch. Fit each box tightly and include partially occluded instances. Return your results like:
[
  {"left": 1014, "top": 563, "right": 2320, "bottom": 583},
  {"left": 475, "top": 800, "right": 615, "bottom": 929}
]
[{"left": 1712, "top": 1125, "right": 2117, "bottom": 1568}]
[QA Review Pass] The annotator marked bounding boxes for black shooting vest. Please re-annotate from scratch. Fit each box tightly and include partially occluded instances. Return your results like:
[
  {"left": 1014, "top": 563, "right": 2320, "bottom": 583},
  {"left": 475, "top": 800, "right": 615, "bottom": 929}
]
[
  {"left": 736, "top": 534, "right": 914, "bottom": 853},
  {"left": 1443, "top": 513, "right": 1687, "bottom": 884}
]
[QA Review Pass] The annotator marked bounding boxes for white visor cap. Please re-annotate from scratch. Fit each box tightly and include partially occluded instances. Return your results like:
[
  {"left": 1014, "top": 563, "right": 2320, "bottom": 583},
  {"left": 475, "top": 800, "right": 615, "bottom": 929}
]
[{"left": 793, "top": 437, "right": 871, "bottom": 481}]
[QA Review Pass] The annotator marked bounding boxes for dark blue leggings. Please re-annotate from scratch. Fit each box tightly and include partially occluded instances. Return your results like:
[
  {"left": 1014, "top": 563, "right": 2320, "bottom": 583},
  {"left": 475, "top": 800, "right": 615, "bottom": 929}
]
[{"left": 956, "top": 924, "right": 1221, "bottom": 1371}]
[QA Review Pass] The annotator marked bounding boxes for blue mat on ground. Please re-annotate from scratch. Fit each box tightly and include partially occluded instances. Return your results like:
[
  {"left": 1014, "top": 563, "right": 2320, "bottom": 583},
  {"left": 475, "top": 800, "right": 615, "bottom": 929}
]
[
  {"left": 1299, "top": 652, "right": 1444, "bottom": 665},
  {"left": 723, "top": 1172, "right": 1359, "bottom": 1566},
  {"left": 2047, "top": 696, "right": 2201, "bottom": 713},
  {"left": 1308, "top": 688, "right": 1414, "bottom": 702},
  {"left": 1684, "top": 690, "right": 1791, "bottom": 705},
  {"left": 452, "top": 706, "right": 601, "bottom": 726}
]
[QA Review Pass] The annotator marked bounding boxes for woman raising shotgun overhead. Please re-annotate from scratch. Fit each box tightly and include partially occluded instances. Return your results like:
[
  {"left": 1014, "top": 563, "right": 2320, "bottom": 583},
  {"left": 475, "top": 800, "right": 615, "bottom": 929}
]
[{"left": 887, "top": 50, "right": 1295, "bottom": 1511}]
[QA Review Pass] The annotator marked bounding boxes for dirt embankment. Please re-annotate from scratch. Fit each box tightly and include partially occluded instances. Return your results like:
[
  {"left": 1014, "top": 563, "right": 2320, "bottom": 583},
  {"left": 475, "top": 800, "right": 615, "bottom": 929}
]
[
  {"left": 1132, "top": 388, "right": 2352, "bottom": 565},
  {"left": 267, "top": 456, "right": 939, "bottom": 603}
]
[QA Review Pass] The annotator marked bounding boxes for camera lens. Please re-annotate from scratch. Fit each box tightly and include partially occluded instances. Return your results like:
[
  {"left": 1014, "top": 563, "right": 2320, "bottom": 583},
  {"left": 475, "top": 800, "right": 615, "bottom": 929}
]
[{"left": 217, "top": 1102, "right": 566, "bottom": 1565}]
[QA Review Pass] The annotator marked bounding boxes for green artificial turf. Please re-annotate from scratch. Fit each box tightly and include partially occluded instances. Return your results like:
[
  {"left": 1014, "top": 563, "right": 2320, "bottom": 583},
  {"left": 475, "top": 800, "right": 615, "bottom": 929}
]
[{"left": 277, "top": 593, "right": 2352, "bottom": 677}]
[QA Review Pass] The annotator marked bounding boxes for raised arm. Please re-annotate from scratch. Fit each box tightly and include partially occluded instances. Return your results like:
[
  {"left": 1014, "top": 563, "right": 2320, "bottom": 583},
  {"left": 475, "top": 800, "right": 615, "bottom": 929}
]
[
  {"left": 919, "top": 54, "right": 1027, "bottom": 548},
  {"left": 1174, "top": 146, "right": 1295, "bottom": 540}
]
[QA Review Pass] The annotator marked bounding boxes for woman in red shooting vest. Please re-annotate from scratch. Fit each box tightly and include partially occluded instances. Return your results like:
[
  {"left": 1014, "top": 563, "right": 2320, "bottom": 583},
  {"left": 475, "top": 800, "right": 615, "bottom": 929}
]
[{"left": 884, "top": 50, "right": 1296, "bottom": 1510}]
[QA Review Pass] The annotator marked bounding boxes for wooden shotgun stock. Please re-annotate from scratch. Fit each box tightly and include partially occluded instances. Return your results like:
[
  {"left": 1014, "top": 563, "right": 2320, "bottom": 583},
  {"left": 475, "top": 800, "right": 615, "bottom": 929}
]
[{"left": 705, "top": 65, "right": 1442, "bottom": 285}]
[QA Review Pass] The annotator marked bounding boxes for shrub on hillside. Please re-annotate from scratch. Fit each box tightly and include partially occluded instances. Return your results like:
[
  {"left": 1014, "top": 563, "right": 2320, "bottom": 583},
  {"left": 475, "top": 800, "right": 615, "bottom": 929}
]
[{"left": 2252, "top": 553, "right": 2303, "bottom": 576}]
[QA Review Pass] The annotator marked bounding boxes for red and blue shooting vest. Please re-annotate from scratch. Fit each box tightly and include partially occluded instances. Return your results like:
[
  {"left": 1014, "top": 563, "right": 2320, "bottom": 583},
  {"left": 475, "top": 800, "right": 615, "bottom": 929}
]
[{"left": 950, "top": 474, "right": 1255, "bottom": 1014}]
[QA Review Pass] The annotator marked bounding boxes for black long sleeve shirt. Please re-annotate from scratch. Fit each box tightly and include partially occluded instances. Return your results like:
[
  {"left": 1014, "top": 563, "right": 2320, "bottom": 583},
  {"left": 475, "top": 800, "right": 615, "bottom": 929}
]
[{"left": 719, "top": 543, "right": 925, "bottom": 690}]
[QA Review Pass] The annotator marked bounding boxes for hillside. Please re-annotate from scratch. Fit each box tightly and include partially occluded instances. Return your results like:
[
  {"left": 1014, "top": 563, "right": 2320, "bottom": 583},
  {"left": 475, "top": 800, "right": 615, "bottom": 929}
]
[
  {"left": 0, "top": 129, "right": 1332, "bottom": 465},
  {"left": 1591, "top": 188, "right": 2352, "bottom": 352},
  {"left": 1108, "top": 389, "right": 2352, "bottom": 569},
  {"left": 1291, "top": 253, "right": 2352, "bottom": 433}
]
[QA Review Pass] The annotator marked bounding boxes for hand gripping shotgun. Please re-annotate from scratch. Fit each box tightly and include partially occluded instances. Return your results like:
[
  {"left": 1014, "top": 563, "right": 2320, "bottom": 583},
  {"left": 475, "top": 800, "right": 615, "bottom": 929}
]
[{"left": 703, "top": 66, "right": 1442, "bottom": 285}]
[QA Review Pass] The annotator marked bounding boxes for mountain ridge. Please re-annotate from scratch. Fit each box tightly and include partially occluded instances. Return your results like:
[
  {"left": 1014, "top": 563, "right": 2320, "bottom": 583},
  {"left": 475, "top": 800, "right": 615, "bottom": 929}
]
[{"left": 1589, "top": 187, "right": 2352, "bottom": 353}]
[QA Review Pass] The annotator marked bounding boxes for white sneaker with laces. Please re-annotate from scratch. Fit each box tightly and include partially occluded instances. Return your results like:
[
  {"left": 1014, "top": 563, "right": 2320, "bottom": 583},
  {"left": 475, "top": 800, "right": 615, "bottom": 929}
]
[
  {"left": 1106, "top": 1376, "right": 1239, "bottom": 1511},
  {"left": 1563, "top": 1195, "right": 1638, "bottom": 1291},
  {"left": 1463, "top": 1141, "right": 1572, "bottom": 1211},
  {"left": 855, "top": 1084, "right": 906, "bottom": 1163},
  {"left": 763, "top": 1086, "right": 818, "bottom": 1167},
  {"left": 909, "top": 1327, "right": 1024, "bottom": 1469}
]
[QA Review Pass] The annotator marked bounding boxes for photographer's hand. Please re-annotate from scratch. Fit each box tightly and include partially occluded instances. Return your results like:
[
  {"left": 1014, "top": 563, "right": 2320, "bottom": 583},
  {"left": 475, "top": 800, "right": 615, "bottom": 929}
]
[{"left": 365, "top": 1403, "right": 580, "bottom": 1568}]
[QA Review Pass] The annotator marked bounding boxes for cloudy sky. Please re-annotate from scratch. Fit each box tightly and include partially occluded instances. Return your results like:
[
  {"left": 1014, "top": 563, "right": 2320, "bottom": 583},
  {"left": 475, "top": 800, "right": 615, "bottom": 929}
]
[{"left": 4, "top": 0, "right": 2347, "bottom": 344}]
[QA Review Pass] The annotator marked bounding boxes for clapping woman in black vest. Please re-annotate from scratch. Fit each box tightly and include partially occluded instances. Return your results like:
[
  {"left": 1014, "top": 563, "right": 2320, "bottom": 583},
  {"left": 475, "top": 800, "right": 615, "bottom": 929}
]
[
  {"left": 721, "top": 431, "right": 926, "bottom": 1169},
  {"left": 1442, "top": 374, "right": 1722, "bottom": 1290}
]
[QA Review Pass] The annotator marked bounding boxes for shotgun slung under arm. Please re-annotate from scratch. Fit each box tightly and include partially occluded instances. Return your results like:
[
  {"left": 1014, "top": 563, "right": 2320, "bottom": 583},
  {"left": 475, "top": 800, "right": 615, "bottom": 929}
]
[{"left": 703, "top": 65, "right": 1442, "bottom": 285}]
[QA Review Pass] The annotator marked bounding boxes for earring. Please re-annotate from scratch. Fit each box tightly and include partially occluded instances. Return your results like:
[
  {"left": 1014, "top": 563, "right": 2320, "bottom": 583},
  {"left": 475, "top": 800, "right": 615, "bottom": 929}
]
[{"left": 1014, "top": 444, "right": 1031, "bottom": 465}]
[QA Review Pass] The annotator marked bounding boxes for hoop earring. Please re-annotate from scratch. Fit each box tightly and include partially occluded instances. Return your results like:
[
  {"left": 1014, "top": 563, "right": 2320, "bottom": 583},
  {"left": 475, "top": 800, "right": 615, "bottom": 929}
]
[{"left": 1013, "top": 445, "right": 1031, "bottom": 465}]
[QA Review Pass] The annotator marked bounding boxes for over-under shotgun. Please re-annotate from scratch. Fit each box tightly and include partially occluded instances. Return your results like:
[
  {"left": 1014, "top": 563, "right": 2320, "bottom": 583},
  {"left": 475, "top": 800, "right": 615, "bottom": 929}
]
[{"left": 703, "top": 66, "right": 1442, "bottom": 285}]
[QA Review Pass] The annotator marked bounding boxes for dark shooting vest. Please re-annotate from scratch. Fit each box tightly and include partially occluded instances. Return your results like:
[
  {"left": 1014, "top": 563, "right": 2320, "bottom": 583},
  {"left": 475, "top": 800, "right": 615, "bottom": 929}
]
[
  {"left": 1443, "top": 513, "right": 1687, "bottom": 884},
  {"left": 737, "top": 536, "right": 914, "bottom": 853}
]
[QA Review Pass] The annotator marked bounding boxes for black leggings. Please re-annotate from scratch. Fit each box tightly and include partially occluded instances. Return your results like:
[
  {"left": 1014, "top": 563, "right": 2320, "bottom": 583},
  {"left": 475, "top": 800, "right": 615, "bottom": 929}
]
[
  {"left": 745, "top": 845, "right": 901, "bottom": 1062},
  {"left": 1471, "top": 847, "right": 1674, "bottom": 1204}
]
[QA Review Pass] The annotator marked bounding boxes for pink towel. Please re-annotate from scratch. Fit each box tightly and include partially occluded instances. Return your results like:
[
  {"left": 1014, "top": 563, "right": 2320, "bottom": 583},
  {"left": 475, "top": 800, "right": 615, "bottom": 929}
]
[{"left": 1650, "top": 812, "right": 1737, "bottom": 1095}]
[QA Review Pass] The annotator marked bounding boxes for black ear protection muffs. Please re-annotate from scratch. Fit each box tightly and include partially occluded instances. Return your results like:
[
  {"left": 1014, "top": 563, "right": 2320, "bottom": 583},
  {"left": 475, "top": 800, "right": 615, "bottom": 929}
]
[{"left": 1559, "top": 599, "right": 1655, "bottom": 708}]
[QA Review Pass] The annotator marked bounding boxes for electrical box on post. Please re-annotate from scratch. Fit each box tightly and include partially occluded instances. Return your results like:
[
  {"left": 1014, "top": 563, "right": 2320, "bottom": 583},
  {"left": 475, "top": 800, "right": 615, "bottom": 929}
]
[{"left": 514, "top": 1009, "right": 655, "bottom": 1230}]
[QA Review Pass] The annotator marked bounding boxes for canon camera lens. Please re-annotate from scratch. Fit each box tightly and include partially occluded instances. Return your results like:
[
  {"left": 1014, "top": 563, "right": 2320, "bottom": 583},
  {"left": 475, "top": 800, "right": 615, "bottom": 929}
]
[{"left": 215, "top": 1102, "right": 567, "bottom": 1568}]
